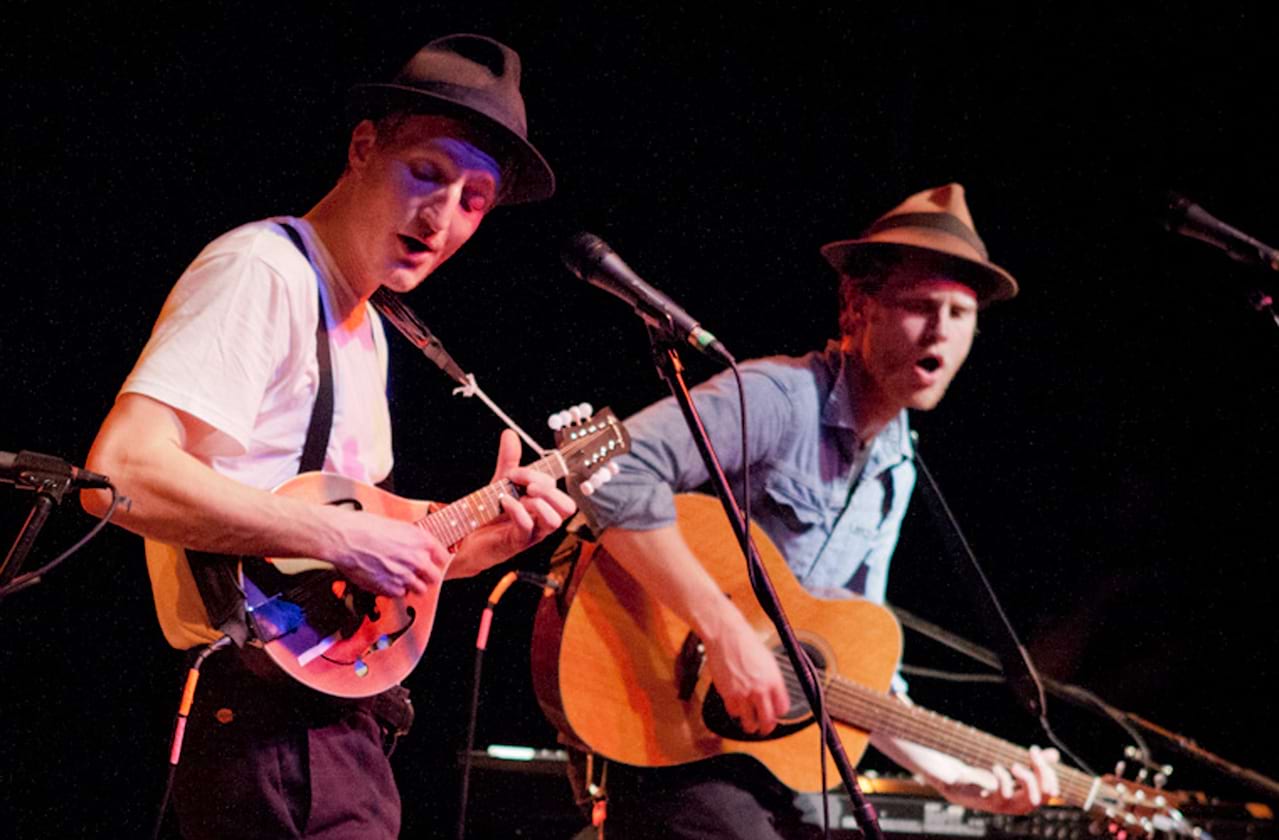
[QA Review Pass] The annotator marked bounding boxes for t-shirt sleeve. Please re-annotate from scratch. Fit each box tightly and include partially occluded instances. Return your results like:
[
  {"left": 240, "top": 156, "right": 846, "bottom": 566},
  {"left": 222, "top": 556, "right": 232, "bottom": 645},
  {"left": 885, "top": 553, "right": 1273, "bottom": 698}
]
[{"left": 121, "top": 247, "right": 301, "bottom": 458}]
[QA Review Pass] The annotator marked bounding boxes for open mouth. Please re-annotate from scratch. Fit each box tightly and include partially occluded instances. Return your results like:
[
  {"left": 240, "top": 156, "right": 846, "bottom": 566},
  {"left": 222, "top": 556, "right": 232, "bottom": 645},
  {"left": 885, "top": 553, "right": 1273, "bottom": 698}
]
[
  {"left": 398, "top": 234, "right": 432, "bottom": 255},
  {"left": 916, "top": 356, "right": 941, "bottom": 373}
]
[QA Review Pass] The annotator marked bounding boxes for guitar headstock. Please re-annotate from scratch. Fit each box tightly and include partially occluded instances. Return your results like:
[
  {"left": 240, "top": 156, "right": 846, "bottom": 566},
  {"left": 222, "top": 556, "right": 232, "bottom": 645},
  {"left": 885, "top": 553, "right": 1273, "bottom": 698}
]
[
  {"left": 549, "top": 404, "right": 630, "bottom": 495},
  {"left": 1091, "top": 775, "right": 1201, "bottom": 838}
]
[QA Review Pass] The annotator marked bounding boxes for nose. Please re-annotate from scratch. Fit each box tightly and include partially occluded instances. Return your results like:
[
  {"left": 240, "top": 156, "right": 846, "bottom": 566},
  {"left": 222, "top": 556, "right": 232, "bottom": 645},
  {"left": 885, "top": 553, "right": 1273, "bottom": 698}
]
[
  {"left": 418, "top": 177, "right": 466, "bottom": 229},
  {"left": 922, "top": 307, "right": 950, "bottom": 343}
]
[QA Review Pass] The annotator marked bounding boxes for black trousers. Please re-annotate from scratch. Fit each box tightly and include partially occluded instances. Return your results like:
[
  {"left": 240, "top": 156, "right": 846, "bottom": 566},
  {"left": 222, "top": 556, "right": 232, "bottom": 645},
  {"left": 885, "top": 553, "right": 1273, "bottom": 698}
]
[
  {"left": 172, "top": 647, "right": 402, "bottom": 840},
  {"left": 567, "top": 750, "right": 827, "bottom": 840}
]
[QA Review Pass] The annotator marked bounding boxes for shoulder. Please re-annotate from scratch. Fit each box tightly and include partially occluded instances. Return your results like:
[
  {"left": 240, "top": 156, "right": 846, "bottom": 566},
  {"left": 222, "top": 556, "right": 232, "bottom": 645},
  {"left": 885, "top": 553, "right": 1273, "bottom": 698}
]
[
  {"left": 737, "top": 348, "right": 835, "bottom": 402},
  {"left": 188, "top": 218, "right": 312, "bottom": 287}
]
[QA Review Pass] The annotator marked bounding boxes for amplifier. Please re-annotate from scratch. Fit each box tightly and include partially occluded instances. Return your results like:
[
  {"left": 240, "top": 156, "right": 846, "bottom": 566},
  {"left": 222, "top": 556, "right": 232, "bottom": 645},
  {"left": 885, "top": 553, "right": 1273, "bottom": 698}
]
[
  {"left": 801, "top": 777, "right": 1277, "bottom": 840},
  {"left": 463, "top": 748, "right": 1277, "bottom": 840}
]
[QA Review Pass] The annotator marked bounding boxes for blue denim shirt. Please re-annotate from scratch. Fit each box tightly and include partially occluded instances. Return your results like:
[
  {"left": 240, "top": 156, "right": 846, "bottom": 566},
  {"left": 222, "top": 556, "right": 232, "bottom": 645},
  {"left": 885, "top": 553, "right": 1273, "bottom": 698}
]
[{"left": 584, "top": 341, "right": 916, "bottom": 604}]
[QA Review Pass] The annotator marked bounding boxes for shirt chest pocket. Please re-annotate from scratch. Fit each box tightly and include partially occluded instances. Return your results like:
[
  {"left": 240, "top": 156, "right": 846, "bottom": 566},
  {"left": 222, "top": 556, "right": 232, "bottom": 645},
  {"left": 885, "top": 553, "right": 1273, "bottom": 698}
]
[{"left": 761, "top": 472, "right": 831, "bottom": 534}]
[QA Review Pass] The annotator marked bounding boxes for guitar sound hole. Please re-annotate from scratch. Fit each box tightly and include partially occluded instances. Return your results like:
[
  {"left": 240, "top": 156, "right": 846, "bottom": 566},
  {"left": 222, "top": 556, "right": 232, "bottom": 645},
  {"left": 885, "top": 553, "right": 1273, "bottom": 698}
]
[
  {"left": 779, "top": 642, "right": 826, "bottom": 724},
  {"left": 702, "top": 642, "right": 825, "bottom": 741}
]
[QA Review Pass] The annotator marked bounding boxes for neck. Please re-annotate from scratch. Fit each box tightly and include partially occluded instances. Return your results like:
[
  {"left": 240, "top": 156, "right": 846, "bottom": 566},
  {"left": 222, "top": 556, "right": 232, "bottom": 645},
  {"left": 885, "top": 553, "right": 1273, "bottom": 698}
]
[
  {"left": 303, "top": 184, "right": 380, "bottom": 317},
  {"left": 842, "top": 342, "right": 903, "bottom": 445}
]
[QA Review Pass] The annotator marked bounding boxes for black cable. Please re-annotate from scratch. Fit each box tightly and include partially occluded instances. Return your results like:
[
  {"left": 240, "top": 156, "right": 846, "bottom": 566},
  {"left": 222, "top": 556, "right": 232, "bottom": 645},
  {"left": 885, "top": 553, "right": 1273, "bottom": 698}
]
[
  {"left": 0, "top": 484, "right": 128, "bottom": 598},
  {"left": 151, "top": 635, "right": 233, "bottom": 840},
  {"left": 728, "top": 362, "right": 833, "bottom": 838},
  {"left": 907, "top": 450, "right": 1094, "bottom": 776}
]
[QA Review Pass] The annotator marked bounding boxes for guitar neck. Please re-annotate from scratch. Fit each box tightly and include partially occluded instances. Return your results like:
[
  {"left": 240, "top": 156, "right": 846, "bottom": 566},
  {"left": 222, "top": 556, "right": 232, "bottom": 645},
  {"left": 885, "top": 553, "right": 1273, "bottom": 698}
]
[
  {"left": 821, "top": 674, "right": 1099, "bottom": 807},
  {"left": 417, "top": 451, "right": 566, "bottom": 548}
]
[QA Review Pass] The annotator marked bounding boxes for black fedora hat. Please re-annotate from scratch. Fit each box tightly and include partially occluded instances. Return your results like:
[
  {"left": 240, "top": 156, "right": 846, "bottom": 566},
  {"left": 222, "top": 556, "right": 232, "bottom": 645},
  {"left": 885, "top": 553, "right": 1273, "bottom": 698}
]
[{"left": 348, "top": 34, "right": 555, "bottom": 205}]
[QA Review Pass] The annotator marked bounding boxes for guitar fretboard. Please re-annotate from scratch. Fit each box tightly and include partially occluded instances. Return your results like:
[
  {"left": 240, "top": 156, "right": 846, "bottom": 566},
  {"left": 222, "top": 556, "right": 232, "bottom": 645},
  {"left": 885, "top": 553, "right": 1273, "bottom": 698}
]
[{"left": 775, "top": 655, "right": 1100, "bottom": 807}]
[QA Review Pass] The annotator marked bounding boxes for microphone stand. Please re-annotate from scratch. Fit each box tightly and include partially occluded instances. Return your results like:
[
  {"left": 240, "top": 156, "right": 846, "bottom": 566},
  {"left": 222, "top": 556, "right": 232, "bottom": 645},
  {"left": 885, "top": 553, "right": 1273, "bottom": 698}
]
[
  {"left": 644, "top": 324, "right": 885, "bottom": 840},
  {"left": 0, "top": 472, "right": 72, "bottom": 591}
]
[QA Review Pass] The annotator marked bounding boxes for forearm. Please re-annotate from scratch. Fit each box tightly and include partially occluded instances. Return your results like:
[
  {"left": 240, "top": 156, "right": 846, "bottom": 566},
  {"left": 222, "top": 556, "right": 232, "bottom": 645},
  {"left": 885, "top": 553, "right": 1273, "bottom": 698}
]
[
  {"left": 82, "top": 396, "right": 348, "bottom": 561},
  {"left": 599, "top": 525, "right": 746, "bottom": 643}
]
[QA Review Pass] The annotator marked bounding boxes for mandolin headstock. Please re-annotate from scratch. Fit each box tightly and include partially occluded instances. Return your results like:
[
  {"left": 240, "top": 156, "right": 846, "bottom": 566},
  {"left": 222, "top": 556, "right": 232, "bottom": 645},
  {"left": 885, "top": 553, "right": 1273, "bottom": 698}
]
[{"left": 548, "top": 404, "right": 630, "bottom": 495}]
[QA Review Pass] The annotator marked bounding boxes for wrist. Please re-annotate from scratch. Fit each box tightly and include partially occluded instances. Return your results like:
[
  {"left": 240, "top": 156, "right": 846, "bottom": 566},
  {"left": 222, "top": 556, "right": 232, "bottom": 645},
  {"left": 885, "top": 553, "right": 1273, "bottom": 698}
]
[{"left": 695, "top": 596, "right": 750, "bottom": 647}]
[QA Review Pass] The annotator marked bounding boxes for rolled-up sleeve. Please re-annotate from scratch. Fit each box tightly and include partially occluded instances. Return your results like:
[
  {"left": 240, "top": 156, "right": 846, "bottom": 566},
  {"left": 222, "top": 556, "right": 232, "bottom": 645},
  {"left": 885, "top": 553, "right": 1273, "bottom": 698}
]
[{"left": 584, "top": 365, "right": 794, "bottom": 532}]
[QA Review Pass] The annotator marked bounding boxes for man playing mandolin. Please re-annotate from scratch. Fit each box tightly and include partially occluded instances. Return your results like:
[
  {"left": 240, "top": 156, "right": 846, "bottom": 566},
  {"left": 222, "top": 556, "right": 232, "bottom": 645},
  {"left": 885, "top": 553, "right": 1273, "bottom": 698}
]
[
  {"left": 81, "top": 35, "right": 575, "bottom": 839},
  {"left": 569, "top": 184, "right": 1060, "bottom": 837}
]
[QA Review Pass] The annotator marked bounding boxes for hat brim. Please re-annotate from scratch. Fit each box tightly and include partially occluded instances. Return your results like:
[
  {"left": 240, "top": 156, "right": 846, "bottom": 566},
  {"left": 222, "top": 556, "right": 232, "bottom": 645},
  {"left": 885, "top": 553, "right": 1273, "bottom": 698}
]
[
  {"left": 348, "top": 84, "right": 556, "bottom": 205},
  {"left": 820, "top": 240, "right": 1018, "bottom": 307}
]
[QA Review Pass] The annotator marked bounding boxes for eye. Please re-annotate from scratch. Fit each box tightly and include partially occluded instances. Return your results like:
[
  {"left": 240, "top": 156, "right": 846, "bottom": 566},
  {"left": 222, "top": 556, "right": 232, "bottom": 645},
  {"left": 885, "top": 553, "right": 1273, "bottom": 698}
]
[
  {"left": 411, "top": 162, "right": 444, "bottom": 183},
  {"left": 896, "top": 299, "right": 934, "bottom": 316}
]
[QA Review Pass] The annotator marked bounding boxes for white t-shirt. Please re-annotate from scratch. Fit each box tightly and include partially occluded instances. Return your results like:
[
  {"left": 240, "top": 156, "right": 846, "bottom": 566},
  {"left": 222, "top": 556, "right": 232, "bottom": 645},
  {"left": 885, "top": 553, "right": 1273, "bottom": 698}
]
[{"left": 122, "top": 217, "right": 393, "bottom": 646}]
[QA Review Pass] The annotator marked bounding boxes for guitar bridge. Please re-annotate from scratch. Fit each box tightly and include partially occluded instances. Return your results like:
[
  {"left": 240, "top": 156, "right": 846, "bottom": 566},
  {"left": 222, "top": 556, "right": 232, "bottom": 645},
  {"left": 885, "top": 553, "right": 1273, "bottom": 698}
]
[{"left": 674, "top": 631, "right": 705, "bottom": 701}]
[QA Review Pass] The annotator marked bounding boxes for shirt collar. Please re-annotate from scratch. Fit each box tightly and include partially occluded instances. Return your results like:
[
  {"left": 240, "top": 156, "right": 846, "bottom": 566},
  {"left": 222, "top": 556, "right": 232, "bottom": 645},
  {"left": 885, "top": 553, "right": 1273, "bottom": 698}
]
[{"left": 820, "top": 340, "right": 915, "bottom": 468}]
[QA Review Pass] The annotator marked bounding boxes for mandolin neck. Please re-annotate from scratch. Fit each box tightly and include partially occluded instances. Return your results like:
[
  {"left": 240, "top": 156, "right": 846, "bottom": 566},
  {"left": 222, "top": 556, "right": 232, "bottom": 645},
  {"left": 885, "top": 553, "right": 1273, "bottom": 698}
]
[{"left": 416, "top": 451, "right": 566, "bottom": 548}]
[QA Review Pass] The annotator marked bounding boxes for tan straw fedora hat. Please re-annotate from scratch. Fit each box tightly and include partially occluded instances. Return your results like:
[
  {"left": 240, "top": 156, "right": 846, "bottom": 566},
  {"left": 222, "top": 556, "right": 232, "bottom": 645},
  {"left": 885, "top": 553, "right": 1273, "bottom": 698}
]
[{"left": 820, "top": 183, "right": 1018, "bottom": 306}]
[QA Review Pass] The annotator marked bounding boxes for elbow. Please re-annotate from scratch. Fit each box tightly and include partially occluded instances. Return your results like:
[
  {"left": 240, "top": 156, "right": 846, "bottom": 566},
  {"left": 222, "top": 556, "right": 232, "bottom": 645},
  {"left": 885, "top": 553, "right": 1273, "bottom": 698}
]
[{"left": 80, "top": 447, "right": 118, "bottom": 518}]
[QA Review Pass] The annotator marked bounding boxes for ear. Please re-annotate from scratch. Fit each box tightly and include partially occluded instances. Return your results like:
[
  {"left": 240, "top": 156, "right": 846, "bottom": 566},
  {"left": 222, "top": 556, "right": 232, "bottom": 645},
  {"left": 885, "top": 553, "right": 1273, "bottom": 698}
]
[
  {"left": 347, "top": 120, "right": 378, "bottom": 172},
  {"left": 838, "top": 282, "right": 872, "bottom": 336}
]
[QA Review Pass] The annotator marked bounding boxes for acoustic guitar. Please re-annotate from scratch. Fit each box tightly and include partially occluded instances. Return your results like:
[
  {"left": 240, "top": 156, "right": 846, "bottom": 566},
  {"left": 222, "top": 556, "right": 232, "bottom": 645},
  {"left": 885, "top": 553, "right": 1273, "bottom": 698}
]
[
  {"left": 531, "top": 493, "right": 1194, "bottom": 835},
  {"left": 240, "top": 407, "right": 629, "bottom": 698}
]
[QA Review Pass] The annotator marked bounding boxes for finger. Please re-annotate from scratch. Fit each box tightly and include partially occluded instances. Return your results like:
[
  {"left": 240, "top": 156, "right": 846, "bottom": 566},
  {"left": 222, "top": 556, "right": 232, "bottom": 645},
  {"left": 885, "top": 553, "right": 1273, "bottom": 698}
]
[
  {"left": 1011, "top": 762, "right": 1042, "bottom": 806},
  {"left": 770, "top": 679, "right": 792, "bottom": 717},
  {"left": 498, "top": 490, "right": 534, "bottom": 531},
  {"left": 491, "top": 429, "right": 522, "bottom": 482},
  {"left": 1030, "top": 746, "right": 1061, "bottom": 798},
  {"left": 403, "top": 551, "right": 446, "bottom": 588},
  {"left": 521, "top": 496, "right": 565, "bottom": 538},
  {"left": 992, "top": 763, "right": 1015, "bottom": 800},
  {"left": 755, "top": 706, "right": 776, "bottom": 735},
  {"left": 725, "top": 694, "right": 755, "bottom": 733},
  {"left": 519, "top": 479, "right": 578, "bottom": 517}
]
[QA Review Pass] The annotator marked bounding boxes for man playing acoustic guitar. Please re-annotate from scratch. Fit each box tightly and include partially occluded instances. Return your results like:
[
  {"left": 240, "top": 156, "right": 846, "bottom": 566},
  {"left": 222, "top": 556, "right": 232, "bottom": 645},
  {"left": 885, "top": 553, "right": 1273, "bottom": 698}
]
[
  {"left": 81, "top": 35, "right": 575, "bottom": 839},
  {"left": 567, "top": 184, "right": 1059, "bottom": 838}
]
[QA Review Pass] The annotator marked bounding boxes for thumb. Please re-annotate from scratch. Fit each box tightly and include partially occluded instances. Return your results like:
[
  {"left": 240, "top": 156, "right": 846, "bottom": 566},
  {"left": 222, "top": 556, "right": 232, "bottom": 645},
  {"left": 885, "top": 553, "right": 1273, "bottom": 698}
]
[{"left": 490, "top": 428, "right": 522, "bottom": 481}]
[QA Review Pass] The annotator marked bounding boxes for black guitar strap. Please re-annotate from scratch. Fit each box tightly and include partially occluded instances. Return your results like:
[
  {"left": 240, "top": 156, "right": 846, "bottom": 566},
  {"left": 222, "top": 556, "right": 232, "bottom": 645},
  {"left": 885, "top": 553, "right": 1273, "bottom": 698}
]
[
  {"left": 283, "top": 222, "right": 336, "bottom": 475},
  {"left": 185, "top": 222, "right": 334, "bottom": 647}
]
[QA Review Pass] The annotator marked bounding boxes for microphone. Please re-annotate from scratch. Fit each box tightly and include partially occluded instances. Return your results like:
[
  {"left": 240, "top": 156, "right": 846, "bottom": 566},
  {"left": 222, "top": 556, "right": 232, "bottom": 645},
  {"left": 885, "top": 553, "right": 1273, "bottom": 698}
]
[
  {"left": 562, "top": 232, "right": 734, "bottom": 364},
  {"left": 1165, "top": 192, "right": 1279, "bottom": 271},
  {"left": 0, "top": 450, "right": 112, "bottom": 490}
]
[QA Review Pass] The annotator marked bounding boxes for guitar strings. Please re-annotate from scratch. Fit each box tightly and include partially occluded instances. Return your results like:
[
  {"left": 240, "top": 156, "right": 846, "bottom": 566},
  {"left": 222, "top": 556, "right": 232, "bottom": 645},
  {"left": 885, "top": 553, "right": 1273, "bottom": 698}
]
[{"left": 768, "top": 652, "right": 1097, "bottom": 803}]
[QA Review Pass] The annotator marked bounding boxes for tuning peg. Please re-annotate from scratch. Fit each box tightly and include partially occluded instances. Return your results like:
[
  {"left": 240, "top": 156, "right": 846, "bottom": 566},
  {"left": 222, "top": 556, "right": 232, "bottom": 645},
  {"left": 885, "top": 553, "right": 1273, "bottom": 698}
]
[
  {"left": 578, "top": 463, "right": 620, "bottom": 496},
  {"left": 549, "top": 403, "right": 595, "bottom": 431}
]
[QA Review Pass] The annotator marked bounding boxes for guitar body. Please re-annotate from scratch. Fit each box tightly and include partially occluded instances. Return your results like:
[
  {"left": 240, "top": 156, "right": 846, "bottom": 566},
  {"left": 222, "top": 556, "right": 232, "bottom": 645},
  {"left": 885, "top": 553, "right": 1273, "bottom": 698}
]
[
  {"left": 532, "top": 493, "right": 903, "bottom": 792},
  {"left": 241, "top": 472, "right": 439, "bottom": 698},
  {"left": 533, "top": 494, "right": 1200, "bottom": 836}
]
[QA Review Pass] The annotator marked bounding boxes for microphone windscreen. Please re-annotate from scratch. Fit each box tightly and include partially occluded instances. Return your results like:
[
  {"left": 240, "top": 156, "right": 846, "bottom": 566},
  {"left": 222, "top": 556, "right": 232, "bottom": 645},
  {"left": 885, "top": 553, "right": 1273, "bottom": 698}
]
[{"left": 561, "top": 232, "right": 611, "bottom": 280}]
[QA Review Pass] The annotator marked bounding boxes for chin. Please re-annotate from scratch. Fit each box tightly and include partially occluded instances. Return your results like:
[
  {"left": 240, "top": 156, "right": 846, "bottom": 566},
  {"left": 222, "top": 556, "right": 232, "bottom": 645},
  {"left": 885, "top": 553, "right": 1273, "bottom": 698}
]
[
  {"left": 384, "top": 267, "right": 432, "bottom": 294},
  {"left": 905, "top": 389, "right": 948, "bottom": 412}
]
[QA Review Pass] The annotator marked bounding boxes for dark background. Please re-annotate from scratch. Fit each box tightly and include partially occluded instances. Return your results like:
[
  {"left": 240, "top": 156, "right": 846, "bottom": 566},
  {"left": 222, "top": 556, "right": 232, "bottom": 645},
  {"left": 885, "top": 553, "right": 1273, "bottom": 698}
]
[{"left": 3, "top": 2, "right": 1277, "bottom": 837}]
